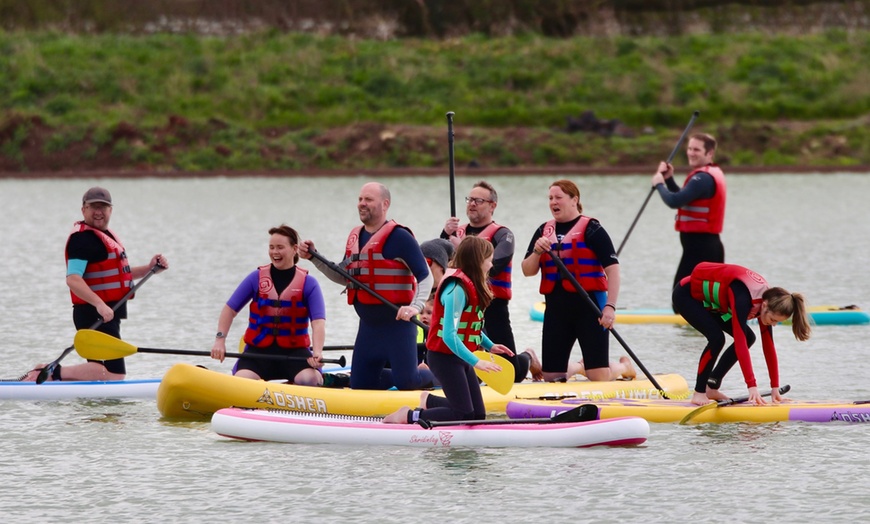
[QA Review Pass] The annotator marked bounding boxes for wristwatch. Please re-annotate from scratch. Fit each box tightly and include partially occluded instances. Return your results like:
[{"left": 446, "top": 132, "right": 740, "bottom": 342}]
[{"left": 215, "top": 332, "right": 226, "bottom": 339}]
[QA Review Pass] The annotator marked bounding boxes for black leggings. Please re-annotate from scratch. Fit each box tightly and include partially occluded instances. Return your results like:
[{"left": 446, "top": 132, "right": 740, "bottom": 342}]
[
  {"left": 672, "top": 281, "right": 755, "bottom": 393},
  {"left": 420, "top": 350, "right": 486, "bottom": 422}
]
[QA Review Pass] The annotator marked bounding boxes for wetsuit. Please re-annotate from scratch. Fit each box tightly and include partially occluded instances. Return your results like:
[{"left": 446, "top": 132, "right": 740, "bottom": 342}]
[
  {"left": 655, "top": 167, "right": 726, "bottom": 311},
  {"left": 227, "top": 266, "right": 325, "bottom": 381},
  {"left": 442, "top": 223, "right": 528, "bottom": 381},
  {"left": 672, "top": 264, "right": 779, "bottom": 395},
  {"left": 527, "top": 216, "right": 618, "bottom": 374}
]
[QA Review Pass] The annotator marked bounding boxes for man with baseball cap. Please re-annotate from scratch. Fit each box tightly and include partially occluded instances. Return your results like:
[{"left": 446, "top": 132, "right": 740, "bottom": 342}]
[{"left": 24, "top": 187, "right": 170, "bottom": 381}]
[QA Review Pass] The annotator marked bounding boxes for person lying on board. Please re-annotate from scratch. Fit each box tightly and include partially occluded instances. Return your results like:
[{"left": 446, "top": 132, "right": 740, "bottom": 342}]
[
  {"left": 672, "top": 262, "right": 812, "bottom": 405},
  {"left": 210, "top": 225, "right": 326, "bottom": 386},
  {"left": 520, "top": 179, "right": 633, "bottom": 383},
  {"left": 384, "top": 236, "right": 514, "bottom": 424}
]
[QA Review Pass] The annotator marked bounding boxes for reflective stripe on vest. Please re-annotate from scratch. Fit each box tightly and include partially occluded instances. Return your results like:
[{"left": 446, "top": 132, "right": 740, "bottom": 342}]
[
  {"left": 675, "top": 165, "right": 726, "bottom": 234},
  {"left": 344, "top": 220, "right": 417, "bottom": 305},
  {"left": 66, "top": 222, "right": 133, "bottom": 305},
  {"left": 461, "top": 222, "right": 513, "bottom": 300},
  {"left": 426, "top": 270, "right": 485, "bottom": 355}
]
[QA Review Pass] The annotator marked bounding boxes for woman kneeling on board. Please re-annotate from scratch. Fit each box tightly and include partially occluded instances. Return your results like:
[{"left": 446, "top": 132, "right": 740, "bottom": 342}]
[
  {"left": 384, "top": 236, "right": 514, "bottom": 424},
  {"left": 210, "top": 225, "right": 326, "bottom": 386},
  {"left": 672, "top": 262, "right": 812, "bottom": 406}
]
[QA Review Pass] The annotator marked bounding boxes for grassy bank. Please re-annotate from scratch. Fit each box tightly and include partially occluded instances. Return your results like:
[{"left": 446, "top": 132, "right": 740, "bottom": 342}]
[{"left": 2, "top": 30, "right": 869, "bottom": 172}]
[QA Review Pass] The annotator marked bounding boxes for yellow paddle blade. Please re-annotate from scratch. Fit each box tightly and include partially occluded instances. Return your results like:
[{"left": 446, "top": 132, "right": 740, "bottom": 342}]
[
  {"left": 74, "top": 329, "right": 139, "bottom": 360},
  {"left": 472, "top": 350, "right": 515, "bottom": 395},
  {"left": 238, "top": 337, "right": 246, "bottom": 353},
  {"left": 678, "top": 401, "right": 717, "bottom": 425}
]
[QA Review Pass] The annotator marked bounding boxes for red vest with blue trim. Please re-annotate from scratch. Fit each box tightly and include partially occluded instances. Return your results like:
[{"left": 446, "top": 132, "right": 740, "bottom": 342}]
[
  {"left": 344, "top": 220, "right": 417, "bottom": 305},
  {"left": 538, "top": 217, "right": 608, "bottom": 294},
  {"left": 244, "top": 265, "right": 311, "bottom": 349},
  {"left": 675, "top": 165, "right": 726, "bottom": 234},
  {"left": 65, "top": 222, "right": 133, "bottom": 305},
  {"left": 426, "top": 270, "right": 484, "bottom": 355},
  {"left": 457, "top": 222, "right": 512, "bottom": 300}
]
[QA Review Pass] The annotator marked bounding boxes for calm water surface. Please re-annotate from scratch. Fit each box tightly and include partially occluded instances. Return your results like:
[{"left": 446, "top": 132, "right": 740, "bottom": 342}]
[{"left": 2, "top": 173, "right": 869, "bottom": 522}]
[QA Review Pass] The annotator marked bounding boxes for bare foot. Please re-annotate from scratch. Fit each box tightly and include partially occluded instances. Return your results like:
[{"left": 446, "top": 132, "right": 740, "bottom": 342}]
[
  {"left": 524, "top": 349, "right": 543, "bottom": 381},
  {"left": 691, "top": 392, "right": 712, "bottom": 406},
  {"left": 20, "top": 365, "right": 47, "bottom": 382},
  {"left": 619, "top": 357, "right": 636, "bottom": 380},
  {"left": 705, "top": 387, "right": 730, "bottom": 402},
  {"left": 383, "top": 406, "right": 410, "bottom": 424}
]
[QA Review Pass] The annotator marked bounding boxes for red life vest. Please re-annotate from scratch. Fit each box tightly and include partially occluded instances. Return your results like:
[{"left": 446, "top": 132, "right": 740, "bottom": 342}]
[
  {"left": 456, "top": 222, "right": 512, "bottom": 300},
  {"left": 344, "top": 220, "right": 417, "bottom": 305},
  {"left": 675, "top": 164, "right": 726, "bottom": 234},
  {"left": 244, "top": 265, "right": 311, "bottom": 349},
  {"left": 688, "top": 262, "right": 768, "bottom": 321},
  {"left": 686, "top": 262, "right": 777, "bottom": 389},
  {"left": 426, "top": 270, "right": 484, "bottom": 356},
  {"left": 538, "top": 217, "right": 608, "bottom": 294},
  {"left": 65, "top": 222, "right": 133, "bottom": 305}
]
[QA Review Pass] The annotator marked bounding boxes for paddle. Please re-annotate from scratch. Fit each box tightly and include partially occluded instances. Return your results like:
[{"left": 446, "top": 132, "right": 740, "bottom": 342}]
[
  {"left": 35, "top": 263, "right": 163, "bottom": 384},
  {"left": 417, "top": 404, "right": 599, "bottom": 428},
  {"left": 446, "top": 111, "right": 457, "bottom": 217},
  {"left": 307, "top": 248, "right": 515, "bottom": 393},
  {"left": 678, "top": 384, "right": 792, "bottom": 425},
  {"left": 615, "top": 110, "right": 700, "bottom": 257},
  {"left": 548, "top": 254, "right": 669, "bottom": 399},
  {"left": 74, "top": 329, "right": 346, "bottom": 366}
]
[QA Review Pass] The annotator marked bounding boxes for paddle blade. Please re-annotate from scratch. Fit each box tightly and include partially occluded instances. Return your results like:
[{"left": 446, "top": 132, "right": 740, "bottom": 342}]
[
  {"left": 74, "top": 329, "right": 138, "bottom": 360},
  {"left": 472, "top": 350, "right": 514, "bottom": 395},
  {"left": 553, "top": 404, "right": 599, "bottom": 423},
  {"left": 678, "top": 401, "right": 717, "bottom": 425}
]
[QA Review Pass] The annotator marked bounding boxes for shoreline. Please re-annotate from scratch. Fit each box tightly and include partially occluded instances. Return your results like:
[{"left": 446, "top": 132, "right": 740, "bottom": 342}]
[{"left": 2, "top": 164, "right": 869, "bottom": 179}]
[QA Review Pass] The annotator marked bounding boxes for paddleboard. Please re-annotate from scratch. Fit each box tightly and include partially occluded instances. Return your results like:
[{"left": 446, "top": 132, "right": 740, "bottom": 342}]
[
  {"left": 506, "top": 397, "right": 870, "bottom": 424},
  {"left": 529, "top": 302, "right": 870, "bottom": 326},
  {"left": 157, "top": 362, "right": 690, "bottom": 420},
  {"left": 211, "top": 408, "right": 650, "bottom": 448},
  {"left": 0, "top": 378, "right": 161, "bottom": 401}
]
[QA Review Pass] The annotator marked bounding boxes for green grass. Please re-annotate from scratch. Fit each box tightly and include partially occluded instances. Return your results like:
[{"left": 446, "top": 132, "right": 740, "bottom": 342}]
[{"left": 1, "top": 29, "right": 869, "bottom": 170}]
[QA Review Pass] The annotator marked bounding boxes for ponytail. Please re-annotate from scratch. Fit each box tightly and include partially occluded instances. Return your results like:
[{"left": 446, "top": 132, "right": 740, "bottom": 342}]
[{"left": 763, "top": 287, "right": 812, "bottom": 341}]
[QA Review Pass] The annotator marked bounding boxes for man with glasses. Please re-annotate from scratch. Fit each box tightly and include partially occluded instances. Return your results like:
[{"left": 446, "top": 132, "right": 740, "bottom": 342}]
[
  {"left": 441, "top": 180, "right": 543, "bottom": 382},
  {"left": 24, "top": 187, "right": 168, "bottom": 382}
]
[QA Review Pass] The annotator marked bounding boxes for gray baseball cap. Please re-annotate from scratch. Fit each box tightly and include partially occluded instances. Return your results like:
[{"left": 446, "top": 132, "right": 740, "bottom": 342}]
[{"left": 82, "top": 187, "right": 112, "bottom": 205}]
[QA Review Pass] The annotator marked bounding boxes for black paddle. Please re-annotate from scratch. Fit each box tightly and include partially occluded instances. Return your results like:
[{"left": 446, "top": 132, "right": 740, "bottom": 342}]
[
  {"left": 548, "top": 254, "right": 669, "bottom": 399},
  {"left": 417, "top": 404, "right": 599, "bottom": 428},
  {"left": 308, "top": 249, "right": 428, "bottom": 332},
  {"left": 446, "top": 111, "right": 457, "bottom": 218},
  {"left": 35, "top": 263, "right": 163, "bottom": 384},
  {"left": 616, "top": 110, "right": 700, "bottom": 257}
]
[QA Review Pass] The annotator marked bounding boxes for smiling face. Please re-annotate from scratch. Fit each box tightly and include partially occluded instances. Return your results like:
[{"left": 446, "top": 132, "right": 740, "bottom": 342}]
[
  {"left": 81, "top": 202, "right": 113, "bottom": 231},
  {"left": 268, "top": 233, "right": 297, "bottom": 270},
  {"left": 686, "top": 137, "right": 715, "bottom": 169},
  {"left": 465, "top": 186, "right": 495, "bottom": 226},
  {"left": 358, "top": 183, "right": 389, "bottom": 229},
  {"left": 548, "top": 185, "right": 580, "bottom": 223}
]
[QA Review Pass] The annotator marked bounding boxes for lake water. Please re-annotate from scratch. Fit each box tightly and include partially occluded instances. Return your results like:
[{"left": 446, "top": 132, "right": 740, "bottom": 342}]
[{"left": 2, "top": 173, "right": 869, "bottom": 522}]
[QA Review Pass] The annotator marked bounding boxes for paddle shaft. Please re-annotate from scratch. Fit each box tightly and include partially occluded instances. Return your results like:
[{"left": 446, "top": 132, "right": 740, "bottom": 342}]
[
  {"left": 447, "top": 111, "right": 456, "bottom": 218},
  {"left": 615, "top": 110, "right": 700, "bottom": 257},
  {"left": 308, "top": 249, "right": 428, "bottom": 332},
  {"left": 548, "top": 254, "right": 669, "bottom": 399},
  {"left": 139, "top": 346, "right": 345, "bottom": 366},
  {"left": 36, "top": 264, "right": 162, "bottom": 384}
]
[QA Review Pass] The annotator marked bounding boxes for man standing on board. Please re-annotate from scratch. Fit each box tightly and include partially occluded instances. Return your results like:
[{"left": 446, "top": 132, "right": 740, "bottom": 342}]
[{"left": 651, "top": 133, "right": 726, "bottom": 313}]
